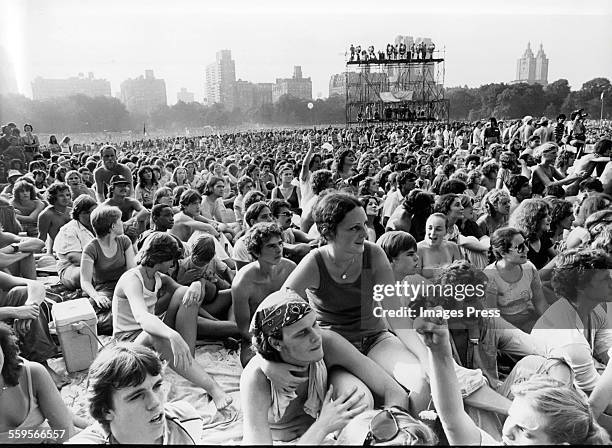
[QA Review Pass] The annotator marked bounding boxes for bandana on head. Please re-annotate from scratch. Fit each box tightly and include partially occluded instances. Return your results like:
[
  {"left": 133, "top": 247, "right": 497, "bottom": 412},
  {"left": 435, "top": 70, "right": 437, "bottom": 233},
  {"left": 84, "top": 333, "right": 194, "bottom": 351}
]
[{"left": 252, "top": 301, "right": 312, "bottom": 336}]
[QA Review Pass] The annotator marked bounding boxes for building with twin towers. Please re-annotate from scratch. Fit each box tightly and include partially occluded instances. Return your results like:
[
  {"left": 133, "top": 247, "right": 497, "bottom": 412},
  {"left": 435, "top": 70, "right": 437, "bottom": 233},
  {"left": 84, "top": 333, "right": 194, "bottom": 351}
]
[{"left": 513, "top": 42, "right": 548, "bottom": 86}]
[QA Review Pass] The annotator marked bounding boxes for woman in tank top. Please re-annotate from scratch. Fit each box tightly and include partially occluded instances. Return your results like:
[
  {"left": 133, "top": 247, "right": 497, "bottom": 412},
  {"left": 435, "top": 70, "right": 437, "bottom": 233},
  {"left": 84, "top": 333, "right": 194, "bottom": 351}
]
[
  {"left": 271, "top": 165, "right": 301, "bottom": 214},
  {"left": 112, "top": 232, "right": 232, "bottom": 411},
  {"left": 0, "top": 323, "right": 73, "bottom": 444},
  {"left": 283, "top": 192, "right": 432, "bottom": 413},
  {"left": 485, "top": 227, "right": 548, "bottom": 333}
]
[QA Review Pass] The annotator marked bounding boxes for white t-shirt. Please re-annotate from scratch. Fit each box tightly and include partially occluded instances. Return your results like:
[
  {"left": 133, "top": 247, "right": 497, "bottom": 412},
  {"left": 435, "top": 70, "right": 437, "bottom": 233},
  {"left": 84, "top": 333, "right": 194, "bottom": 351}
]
[
  {"left": 382, "top": 189, "right": 403, "bottom": 219},
  {"left": 532, "top": 297, "right": 612, "bottom": 392}
]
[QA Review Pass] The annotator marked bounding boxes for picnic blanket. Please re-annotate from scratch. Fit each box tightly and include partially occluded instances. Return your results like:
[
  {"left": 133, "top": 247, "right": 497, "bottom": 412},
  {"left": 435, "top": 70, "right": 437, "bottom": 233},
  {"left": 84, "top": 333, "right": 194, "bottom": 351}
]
[{"left": 40, "top": 275, "right": 247, "bottom": 445}]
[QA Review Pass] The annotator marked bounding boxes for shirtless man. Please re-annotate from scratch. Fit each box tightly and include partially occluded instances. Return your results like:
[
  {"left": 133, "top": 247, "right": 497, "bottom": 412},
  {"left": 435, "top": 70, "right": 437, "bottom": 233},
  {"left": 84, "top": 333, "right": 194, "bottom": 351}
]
[
  {"left": 231, "top": 222, "right": 296, "bottom": 366},
  {"left": 38, "top": 183, "right": 71, "bottom": 254},
  {"left": 93, "top": 145, "right": 133, "bottom": 202},
  {"left": 169, "top": 190, "right": 219, "bottom": 243}
]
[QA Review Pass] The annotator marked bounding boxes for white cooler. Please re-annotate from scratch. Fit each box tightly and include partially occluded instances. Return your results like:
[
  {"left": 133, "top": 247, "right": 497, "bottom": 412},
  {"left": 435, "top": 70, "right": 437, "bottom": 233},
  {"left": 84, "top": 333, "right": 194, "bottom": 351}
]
[{"left": 51, "top": 298, "right": 99, "bottom": 373}]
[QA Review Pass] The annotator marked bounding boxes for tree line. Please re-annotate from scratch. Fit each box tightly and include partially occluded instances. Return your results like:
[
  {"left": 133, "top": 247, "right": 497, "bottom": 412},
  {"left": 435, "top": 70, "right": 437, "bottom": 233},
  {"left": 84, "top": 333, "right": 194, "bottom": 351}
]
[
  {"left": 446, "top": 77, "right": 611, "bottom": 121},
  {"left": 1, "top": 77, "right": 609, "bottom": 133}
]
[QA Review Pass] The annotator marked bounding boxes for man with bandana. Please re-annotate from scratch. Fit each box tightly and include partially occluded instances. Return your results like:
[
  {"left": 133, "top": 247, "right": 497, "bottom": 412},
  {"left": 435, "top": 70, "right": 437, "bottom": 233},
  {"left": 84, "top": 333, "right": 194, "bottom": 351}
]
[{"left": 240, "top": 290, "right": 410, "bottom": 445}]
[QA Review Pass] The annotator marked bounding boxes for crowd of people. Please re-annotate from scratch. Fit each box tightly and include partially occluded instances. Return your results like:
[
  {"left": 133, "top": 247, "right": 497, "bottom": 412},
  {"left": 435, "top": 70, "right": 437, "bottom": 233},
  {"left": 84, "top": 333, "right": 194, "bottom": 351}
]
[{"left": 0, "top": 113, "right": 611, "bottom": 444}]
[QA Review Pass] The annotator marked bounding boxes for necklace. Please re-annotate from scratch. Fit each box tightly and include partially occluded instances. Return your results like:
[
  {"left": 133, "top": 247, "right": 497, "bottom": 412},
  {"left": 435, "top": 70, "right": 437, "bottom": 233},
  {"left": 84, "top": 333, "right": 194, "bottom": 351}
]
[{"left": 330, "top": 252, "right": 357, "bottom": 280}]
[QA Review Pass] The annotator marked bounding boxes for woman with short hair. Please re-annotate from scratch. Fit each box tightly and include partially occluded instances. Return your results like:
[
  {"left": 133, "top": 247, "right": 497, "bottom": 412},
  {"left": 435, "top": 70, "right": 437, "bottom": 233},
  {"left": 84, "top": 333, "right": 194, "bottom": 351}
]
[
  {"left": 80, "top": 205, "right": 135, "bottom": 334},
  {"left": 112, "top": 232, "right": 231, "bottom": 411},
  {"left": 284, "top": 192, "right": 432, "bottom": 413},
  {"left": 485, "top": 227, "right": 548, "bottom": 332}
]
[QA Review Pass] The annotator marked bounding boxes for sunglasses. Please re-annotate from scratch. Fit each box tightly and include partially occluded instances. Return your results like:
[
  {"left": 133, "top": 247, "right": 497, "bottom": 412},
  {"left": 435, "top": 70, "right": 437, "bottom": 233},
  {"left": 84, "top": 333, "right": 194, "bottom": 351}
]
[
  {"left": 363, "top": 406, "right": 412, "bottom": 446},
  {"left": 277, "top": 211, "right": 293, "bottom": 217},
  {"left": 510, "top": 242, "right": 528, "bottom": 253}
]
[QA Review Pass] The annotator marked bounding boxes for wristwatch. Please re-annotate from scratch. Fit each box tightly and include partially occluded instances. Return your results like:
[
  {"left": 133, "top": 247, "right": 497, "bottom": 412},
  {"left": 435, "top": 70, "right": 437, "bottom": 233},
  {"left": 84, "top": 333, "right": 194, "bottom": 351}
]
[{"left": 10, "top": 243, "right": 19, "bottom": 253}]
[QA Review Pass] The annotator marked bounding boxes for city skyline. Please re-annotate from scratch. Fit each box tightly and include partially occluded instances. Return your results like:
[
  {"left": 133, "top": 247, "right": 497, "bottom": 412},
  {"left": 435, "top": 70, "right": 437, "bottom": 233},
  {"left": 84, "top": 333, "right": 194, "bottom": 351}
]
[{"left": 2, "top": 0, "right": 611, "bottom": 106}]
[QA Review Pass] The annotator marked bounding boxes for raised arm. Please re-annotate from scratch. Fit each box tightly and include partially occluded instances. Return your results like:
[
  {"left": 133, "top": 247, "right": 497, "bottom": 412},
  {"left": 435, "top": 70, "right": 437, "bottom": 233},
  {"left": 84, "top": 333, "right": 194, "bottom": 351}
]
[
  {"left": 415, "top": 316, "right": 483, "bottom": 445},
  {"left": 300, "top": 139, "right": 314, "bottom": 182}
]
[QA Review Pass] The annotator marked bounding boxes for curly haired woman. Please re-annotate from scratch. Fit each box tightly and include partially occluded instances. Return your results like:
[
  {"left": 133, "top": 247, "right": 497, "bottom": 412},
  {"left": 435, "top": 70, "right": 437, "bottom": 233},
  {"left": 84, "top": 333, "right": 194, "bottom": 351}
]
[{"left": 508, "top": 199, "right": 554, "bottom": 270}]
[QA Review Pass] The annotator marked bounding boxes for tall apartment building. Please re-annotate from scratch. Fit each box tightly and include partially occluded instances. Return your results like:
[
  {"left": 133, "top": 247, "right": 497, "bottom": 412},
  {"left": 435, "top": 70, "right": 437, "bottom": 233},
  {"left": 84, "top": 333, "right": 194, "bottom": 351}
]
[
  {"left": 513, "top": 42, "right": 548, "bottom": 86},
  {"left": 205, "top": 50, "right": 236, "bottom": 110},
  {"left": 272, "top": 66, "right": 312, "bottom": 103},
  {"left": 234, "top": 80, "right": 274, "bottom": 111},
  {"left": 31, "top": 72, "right": 111, "bottom": 100},
  {"left": 329, "top": 73, "right": 348, "bottom": 97},
  {"left": 177, "top": 87, "right": 195, "bottom": 103},
  {"left": 120, "top": 70, "right": 167, "bottom": 115},
  {"left": 254, "top": 83, "right": 274, "bottom": 107}
]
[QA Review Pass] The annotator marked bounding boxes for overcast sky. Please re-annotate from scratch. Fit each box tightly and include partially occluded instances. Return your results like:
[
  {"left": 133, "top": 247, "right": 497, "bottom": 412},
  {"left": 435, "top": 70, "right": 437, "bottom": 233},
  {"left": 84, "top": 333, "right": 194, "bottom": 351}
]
[{"left": 2, "top": 0, "right": 611, "bottom": 104}]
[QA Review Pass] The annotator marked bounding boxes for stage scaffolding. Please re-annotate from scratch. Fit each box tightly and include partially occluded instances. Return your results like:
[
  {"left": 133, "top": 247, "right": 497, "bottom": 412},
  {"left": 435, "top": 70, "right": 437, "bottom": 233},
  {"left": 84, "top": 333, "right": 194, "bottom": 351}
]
[{"left": 344, "top": 52, "right": 449, "bottom": 125}]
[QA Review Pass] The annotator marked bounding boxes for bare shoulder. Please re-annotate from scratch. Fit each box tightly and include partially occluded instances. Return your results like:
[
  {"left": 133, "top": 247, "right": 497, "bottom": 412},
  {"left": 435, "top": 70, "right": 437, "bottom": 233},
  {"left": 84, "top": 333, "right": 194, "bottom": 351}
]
[
  {"left": 367, "top": 240, "right": 386, "bottom": 257},
  {"left": 417, "top": 240, "right": 429, "bottom": 249},
  {"left": 278, "top": 257, "right": 297, "bottom": 272},
  {"left": 39, "top": 205, "right": 53, "bottom": 217},
  {"left": 240, "top": 359, "right": 272, "bottom": 402},
  {"left": 233, "top": 262, "right": 257, "bottom": 285}
]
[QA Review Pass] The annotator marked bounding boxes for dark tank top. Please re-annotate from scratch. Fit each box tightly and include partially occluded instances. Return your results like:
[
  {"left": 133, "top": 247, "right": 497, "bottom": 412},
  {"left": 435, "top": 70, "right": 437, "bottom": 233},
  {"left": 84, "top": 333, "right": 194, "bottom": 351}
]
[
  {"left": 306, "top": 243, "right": 387, "bottom": 343},
  {"left": 276, "top": 186, "right": 300, "bottom": 213}
]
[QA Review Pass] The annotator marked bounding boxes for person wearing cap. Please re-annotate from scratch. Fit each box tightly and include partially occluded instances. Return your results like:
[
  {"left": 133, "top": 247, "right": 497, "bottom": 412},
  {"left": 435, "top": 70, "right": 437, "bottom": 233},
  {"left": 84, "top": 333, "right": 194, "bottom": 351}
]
[
  {"left": 102, "top": 174, "right": 149, "bottom": 241},
  {"left": 93, "top": 145, "right": 134, "bottom": 202},
  {"left": 240, "top": 289, "right": 410, "bottom": 445},
  {"left": 533, "top": 117, "right": 553, "bottom": 143},
  {"left": 0, "top": 170, "right": 23, "bottom": 198}
]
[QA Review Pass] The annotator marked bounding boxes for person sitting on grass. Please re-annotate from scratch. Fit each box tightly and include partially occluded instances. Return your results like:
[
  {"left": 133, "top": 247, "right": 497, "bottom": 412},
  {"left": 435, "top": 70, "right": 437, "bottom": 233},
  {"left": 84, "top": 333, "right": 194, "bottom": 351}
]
[
  {"left": 241, "top": 290, "right": 411, "bottom": 444},
  {"left": 232, "top": 222, "right": 296, "bottom": 367},
  {"left": 112, "top": 232, "right": 232, "bottom": 411},
  {"left": 38, "top": 183, "right": 72, "bottom": 255},
  {"left": 176, "top": 234, "right": 239, "bottom": 340},
  {"left": 53, "top": 195, "right": 97, "bottom": 291},
  {"left": 67, "top": 343, "right": 202, "bottom": 445}
]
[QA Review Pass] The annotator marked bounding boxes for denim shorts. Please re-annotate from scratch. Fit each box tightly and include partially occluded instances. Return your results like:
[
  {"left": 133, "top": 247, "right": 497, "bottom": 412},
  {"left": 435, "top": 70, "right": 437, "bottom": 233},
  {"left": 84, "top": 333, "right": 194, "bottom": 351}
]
[{"left": 351, "top": 330, "right": 395, "bottom": 355}]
